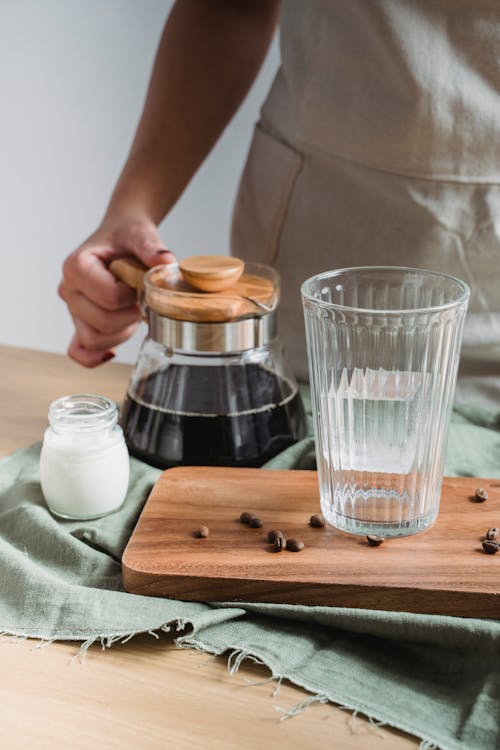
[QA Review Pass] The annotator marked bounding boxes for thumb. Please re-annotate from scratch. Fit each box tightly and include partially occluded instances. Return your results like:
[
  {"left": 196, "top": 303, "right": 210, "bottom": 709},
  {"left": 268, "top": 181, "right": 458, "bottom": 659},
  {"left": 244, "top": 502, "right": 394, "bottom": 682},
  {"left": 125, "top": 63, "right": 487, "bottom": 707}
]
[{"left": 117, "top": 221, "right": 176, "bottom": 269}]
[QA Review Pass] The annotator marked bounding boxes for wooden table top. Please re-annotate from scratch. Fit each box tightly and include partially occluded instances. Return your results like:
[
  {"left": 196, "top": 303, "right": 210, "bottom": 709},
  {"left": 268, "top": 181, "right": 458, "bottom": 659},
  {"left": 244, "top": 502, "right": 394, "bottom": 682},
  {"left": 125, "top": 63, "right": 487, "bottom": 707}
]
[{"left": 0, "top": 345, "right": 417, "bottom": 749}]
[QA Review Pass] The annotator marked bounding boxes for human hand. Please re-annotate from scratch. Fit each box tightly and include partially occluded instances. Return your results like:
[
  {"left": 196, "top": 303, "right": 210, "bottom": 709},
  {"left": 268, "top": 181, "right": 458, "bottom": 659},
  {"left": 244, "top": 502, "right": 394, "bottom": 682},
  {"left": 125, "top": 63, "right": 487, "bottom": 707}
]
[{"left": 59, "top": 217, "right": 175, "bottom": 366}]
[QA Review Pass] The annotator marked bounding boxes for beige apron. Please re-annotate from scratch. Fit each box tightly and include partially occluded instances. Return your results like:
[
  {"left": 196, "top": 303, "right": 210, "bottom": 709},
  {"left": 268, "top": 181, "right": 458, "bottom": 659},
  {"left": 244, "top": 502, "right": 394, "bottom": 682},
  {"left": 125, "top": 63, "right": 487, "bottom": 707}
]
[{"left": 231, "top": 0, "right": 500, "bottom": 408}]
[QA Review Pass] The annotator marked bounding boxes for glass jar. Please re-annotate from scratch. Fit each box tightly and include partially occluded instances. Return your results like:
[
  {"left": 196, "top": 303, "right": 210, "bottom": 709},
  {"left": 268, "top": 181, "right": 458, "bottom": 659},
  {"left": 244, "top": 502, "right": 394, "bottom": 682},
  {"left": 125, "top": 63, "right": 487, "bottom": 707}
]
[{"left": 40, "top": 394, "right": 130, "bottom": 520}]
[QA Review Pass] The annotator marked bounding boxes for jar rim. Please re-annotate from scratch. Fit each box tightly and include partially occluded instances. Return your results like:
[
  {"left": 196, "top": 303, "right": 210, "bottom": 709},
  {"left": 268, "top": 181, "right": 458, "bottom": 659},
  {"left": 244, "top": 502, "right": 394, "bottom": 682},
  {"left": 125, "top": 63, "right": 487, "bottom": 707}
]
[{"left": 48, "top": 394, "right": 118, "bottom": 433}]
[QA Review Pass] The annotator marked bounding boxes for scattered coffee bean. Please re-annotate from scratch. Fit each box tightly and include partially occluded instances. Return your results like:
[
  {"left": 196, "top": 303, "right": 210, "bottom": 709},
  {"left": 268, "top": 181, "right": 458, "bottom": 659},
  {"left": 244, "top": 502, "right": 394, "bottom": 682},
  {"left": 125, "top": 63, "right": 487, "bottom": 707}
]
[
  {"left": 286, "top": 538, "right": 304, "bottom": 552},
  {"left": 309, "top": 513, "right": 326, "bottom": 528},
  {"left": 367, "top": 535, "right": 384, "bottom": 547},
  {"left": 486, "top": 527, "right": 499, "bottom": 541},
  {"left": 474, "top": 488, "right": 489, "bottom": 503},
  {"left": 193, "top": 526, "right": 209, "bottom": 538},
  {"left": 239, "top": 511, "right": 254, "bottom": 525},
  {"left": 268, "top": 529, "right": 284, "bottom": 543},
  {"left": 249, "top": 516, "right": 263, "bottom": 528},
  {"left": 273, "top": 535, "right": 286, "bottom": 552},
  {"left": 482, "top": 540, "right": 499, "bottom": 554}
]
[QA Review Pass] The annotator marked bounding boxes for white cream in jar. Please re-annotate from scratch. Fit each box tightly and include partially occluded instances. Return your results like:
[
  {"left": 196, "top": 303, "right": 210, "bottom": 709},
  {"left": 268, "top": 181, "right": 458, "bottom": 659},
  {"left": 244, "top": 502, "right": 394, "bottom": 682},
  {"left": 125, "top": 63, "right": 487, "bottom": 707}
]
[{"left": 40, "top": 394, "right": 130, "bottom": 520}]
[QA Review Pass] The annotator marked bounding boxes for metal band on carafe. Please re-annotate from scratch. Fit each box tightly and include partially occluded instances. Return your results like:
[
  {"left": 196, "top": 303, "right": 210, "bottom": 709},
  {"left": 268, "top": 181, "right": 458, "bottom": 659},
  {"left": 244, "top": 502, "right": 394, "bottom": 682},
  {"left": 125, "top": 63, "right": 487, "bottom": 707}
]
[{"left": 148, "top": 310, "right": 278, "bottom": 353}]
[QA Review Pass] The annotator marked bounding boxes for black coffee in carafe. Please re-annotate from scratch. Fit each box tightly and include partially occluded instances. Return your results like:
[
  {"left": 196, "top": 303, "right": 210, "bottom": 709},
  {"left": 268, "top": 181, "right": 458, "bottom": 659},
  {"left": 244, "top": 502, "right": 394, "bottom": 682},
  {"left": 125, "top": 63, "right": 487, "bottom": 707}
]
[
  {"left": 111, "top": 256, "right": 307, "bottom": 469},
  {"left": 120, "top": 362, "right": 305, "bottom": 469}
]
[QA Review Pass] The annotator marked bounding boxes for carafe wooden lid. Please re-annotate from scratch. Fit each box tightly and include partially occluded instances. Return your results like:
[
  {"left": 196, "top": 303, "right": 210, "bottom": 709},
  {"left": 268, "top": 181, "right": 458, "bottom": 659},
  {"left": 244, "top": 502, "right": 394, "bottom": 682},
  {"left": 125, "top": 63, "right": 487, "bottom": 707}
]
[
  {"left": 178, "top": 255, "right": 244, "bottom": 292},
  {"left": 109, "top": 256, "right": 277, "bottom": 323}
]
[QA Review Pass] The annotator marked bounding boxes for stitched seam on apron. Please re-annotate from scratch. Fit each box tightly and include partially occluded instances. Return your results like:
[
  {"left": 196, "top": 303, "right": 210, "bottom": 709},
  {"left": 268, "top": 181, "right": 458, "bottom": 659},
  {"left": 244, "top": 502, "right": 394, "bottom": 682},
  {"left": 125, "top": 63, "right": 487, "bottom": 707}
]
[
  {"left": 290, "top": 139, "right": 500, "bottom": 187},
  {"left": 268, "top": 151, "right": 304, "bottom": 267},
  {"left": 257, "top": 120, "right": 302, "bottom": 158}
]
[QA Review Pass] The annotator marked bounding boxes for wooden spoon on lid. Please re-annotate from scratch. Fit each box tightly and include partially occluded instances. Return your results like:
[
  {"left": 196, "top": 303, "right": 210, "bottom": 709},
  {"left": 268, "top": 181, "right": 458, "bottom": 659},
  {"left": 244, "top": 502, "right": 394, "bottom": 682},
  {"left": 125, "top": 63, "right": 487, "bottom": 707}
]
[{"left": 178, "top": 255, "right": 244, "bottom": 292}]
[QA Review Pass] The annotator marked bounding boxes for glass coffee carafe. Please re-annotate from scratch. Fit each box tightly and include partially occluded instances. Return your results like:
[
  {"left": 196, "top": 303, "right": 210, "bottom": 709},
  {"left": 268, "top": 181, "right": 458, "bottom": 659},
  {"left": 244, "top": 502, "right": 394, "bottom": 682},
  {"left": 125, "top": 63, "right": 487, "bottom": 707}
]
[{"left": 112, "top": 257, "right": 306, "bottom": 469}]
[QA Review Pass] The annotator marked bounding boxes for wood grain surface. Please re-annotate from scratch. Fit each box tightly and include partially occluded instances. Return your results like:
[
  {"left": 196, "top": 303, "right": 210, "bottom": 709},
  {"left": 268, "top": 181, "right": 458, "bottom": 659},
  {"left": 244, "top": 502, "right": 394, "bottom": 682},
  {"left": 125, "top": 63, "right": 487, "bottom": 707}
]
[
  {"left": 109, "top": 256, "right": 148, "bottom": 292},
  {"left": 0, "top": 345, "right": 418, "bottom": 749},
  {"left": 123, "top": 467, "right": 500, "bottom": 618},
  {"left": 0, "top": 635, "right": 415, "bottom": 750},
  {"left": 110, "top": 256, "right": 275, "bottom": 321},
  {"left": 179, "top": 255, "right": 244, "bottom": 291}
]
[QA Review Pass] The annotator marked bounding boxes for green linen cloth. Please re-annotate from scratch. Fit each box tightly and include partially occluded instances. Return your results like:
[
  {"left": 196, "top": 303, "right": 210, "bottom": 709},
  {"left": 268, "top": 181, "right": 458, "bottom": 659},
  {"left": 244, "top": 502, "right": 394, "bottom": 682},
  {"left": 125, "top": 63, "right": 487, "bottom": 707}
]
[{"left": 1, "top": 393, "right": 500, "bottom": 750}]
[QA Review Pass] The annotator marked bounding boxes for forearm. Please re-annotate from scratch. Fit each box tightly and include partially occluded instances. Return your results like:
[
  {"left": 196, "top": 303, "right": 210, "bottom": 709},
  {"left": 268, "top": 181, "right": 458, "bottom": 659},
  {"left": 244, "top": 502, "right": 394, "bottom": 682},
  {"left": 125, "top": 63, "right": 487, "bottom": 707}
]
[{"left": 105, "top": 0, "right": 280, "bottom": 225}]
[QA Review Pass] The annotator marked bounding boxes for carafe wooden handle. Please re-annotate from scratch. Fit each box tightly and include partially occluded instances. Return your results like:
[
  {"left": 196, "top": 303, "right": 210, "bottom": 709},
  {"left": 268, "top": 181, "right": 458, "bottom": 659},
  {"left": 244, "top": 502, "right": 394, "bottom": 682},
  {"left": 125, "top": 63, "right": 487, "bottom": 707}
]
[{"left": 109, "top": 257, "right": 147, "bottom": 292}]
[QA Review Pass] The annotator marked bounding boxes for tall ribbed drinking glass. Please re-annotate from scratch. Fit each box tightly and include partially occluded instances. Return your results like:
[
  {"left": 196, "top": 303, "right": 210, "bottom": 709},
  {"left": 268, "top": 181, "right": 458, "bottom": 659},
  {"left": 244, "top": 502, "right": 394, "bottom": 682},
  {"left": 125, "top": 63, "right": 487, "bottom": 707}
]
[{"left": 302, "top": 267, "right": 470, "bottom": 538}]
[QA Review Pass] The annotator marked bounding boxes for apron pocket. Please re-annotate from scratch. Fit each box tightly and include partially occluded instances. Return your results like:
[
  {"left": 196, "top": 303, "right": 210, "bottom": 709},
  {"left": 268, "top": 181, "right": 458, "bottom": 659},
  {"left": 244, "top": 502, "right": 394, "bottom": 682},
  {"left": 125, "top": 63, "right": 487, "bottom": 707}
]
[{"left": 231, "top": 123, "right": 303, "bottom": 265}]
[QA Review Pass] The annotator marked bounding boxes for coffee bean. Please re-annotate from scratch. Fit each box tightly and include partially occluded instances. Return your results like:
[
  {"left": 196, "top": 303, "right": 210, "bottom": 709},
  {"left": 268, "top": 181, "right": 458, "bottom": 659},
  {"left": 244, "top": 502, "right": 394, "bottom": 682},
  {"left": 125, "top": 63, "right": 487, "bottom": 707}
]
[
  {"left": 193, "top": 526, "right": 209, "bottom": 538},
  {"left": 309, "top": 514, "right": 326, "bottom": 528},
  {"left": 486, "top": 527, "right": 499, "bottom": 541},
  {"left": 273, "top": 536, "right": 286, "bottom": 552},
  {"left": 367, "top": 535, "right": 384, "bottom": 547},
  {"left": 268, "top": 529, "right": 284, "bottom": 543},
  {"left": 239, "top": 512, "right": 254, "bottom": 524},
  {"left": 249, "top": 517, "right": 263, "bottom": 528},
  {"left": 474, "top": 488, "right": 489, "bottom": 502},
  {"left": 286, "top": 538, "right": 304, "bottom": 552},
  {"left": 482, "top": 540, "right": 499, "bottom": 554}
]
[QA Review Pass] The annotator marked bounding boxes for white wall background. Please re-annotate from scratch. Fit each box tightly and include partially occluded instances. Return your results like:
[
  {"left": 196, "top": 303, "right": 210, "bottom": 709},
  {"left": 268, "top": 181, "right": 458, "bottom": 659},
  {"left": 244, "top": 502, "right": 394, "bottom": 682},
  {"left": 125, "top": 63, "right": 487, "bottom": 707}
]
[{"left": 0, "top": 0, "right": 279, "bottom": 363}]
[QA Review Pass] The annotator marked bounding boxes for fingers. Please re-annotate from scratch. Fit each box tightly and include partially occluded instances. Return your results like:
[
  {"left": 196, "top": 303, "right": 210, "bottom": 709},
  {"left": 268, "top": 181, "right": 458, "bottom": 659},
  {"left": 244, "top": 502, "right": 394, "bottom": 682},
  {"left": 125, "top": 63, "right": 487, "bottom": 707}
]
[
  {"left": 67, "top": 314, "right": 140, "bottom": 368},
  {"left": 61, "top": 240, "right": 141, "bottom": 367},
  {"left": 59, "top": 283, "right": 140, "bottom": 335},
  {"left": 72, "top": 316, "right": 139, "bottom": 352},
  {"left": 67, "top": 334, "right": 116, "bottom": 368},
  {"left": 114, "top": 220, "right": 176, "bottom": 268},
  {"left": 61, "top": 218, "right": 176, "bottom": 368},
  {"left": 63, "top": 248, "right": 138, "bottom": 310}
]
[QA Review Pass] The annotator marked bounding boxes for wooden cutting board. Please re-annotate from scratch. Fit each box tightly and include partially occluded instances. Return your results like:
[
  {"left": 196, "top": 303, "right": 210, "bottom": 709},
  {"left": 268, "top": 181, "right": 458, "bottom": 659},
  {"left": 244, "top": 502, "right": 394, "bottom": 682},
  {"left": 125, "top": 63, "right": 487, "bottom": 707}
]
[{"left": 122, "top": 468, "right": 500, "bottom": 618}]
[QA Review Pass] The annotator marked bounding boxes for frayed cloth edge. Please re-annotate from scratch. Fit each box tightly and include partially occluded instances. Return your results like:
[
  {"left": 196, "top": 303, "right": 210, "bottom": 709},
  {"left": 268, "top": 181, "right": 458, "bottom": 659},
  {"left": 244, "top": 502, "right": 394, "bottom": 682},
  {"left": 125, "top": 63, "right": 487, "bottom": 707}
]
[
  {"left": 0, "top": 622, "right": 181, "bottom": 660},
  {"left": 0, "top": 617, "right": 189, "bottom": 647}
]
